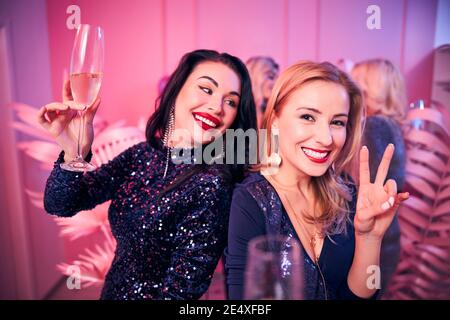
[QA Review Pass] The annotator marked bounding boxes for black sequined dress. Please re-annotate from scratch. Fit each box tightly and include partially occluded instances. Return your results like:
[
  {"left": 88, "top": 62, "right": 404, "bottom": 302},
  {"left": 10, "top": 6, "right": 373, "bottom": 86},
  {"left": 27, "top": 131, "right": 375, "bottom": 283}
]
[{"left": 44, "top": 141, "right": 231, "bottom": 300}]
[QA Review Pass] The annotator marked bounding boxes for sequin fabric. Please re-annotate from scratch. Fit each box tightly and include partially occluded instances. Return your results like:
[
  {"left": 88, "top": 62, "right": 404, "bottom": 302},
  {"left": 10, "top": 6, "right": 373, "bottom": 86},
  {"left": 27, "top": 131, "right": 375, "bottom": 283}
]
[
  {"left": 44, "top": 141, "right": 232, "bottom": 300},
  {"left": 226, "top": 172, "right": 373, "bottom": 300},
  {"left": 244, "top": 173, "right": 334, "bottom": 299}
]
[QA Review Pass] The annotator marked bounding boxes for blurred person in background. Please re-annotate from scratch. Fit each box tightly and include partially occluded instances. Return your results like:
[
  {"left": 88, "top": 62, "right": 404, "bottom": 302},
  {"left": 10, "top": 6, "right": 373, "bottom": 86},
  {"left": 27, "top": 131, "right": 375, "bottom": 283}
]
[
  {"left": 351, "top": 58, "right": 407, "bottom": 297},
  {"left": 246, "top": 56, "right": 279, "bottom": 127}
]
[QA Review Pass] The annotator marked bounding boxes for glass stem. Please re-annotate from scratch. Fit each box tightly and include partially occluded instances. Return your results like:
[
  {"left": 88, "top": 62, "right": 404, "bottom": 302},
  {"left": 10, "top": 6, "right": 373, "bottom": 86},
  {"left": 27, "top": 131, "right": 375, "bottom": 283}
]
[{"left": 76, "top": 108, "right": 86, "bottom": 160}]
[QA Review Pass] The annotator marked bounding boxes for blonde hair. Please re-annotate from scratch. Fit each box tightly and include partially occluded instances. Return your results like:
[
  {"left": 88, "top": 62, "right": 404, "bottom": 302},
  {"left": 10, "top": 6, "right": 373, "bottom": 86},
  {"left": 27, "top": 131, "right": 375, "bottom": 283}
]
[
  {"left": 246, "top": 56, "right": 279, "bottom": 110},
  {"left": 258, "top": 61, "right": 364, "bottom": 236},
  {"left": 351, "top": 59, "right": 407, "bottom": 123}
]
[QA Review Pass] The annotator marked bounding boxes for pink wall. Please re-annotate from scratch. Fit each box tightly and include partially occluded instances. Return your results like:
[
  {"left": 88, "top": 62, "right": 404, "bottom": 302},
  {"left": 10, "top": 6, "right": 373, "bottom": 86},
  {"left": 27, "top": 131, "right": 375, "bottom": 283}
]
[
  {"left": 46, "top": 0, "right": 439, "bottom": 127},
  {"left": 44, "top": 0, "right": 439, "bottom": 288},
  {"left": 0, "top": 0, "right": 63, "bottom": 299},
  {"left": 317, "top": 0, "right": 438, "bottom": 105},
  {"left": 0, "top": 0, "right": 437, "bottom": 299},
  {"left": 47, "top": 0, "right": 164, "bottom": 127},
  {"left": 403, "top": 0, "right": 439, "bottom": 104},
  {"left": 318, "top": 0, "right": 405, "bottom": 67}
]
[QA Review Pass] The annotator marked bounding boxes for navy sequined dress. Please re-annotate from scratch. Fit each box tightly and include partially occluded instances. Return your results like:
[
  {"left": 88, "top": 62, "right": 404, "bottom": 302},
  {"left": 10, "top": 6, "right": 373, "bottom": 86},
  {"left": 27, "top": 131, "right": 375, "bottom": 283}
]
[
  {"left": 44, "top": 141, "right": 232, "bottom": 300},
  {"left": 225, "top": 172, "right": 378, "bottom": 300}
]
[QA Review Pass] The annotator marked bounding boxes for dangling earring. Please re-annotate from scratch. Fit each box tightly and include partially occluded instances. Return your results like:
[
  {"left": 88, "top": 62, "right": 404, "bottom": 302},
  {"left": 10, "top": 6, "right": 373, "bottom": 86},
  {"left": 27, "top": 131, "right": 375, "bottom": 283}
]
[
  {"left": 268, "top": 152, "right": 281, "bottom": 167},
  {"left": 261, "top": 151, "right": 281, "bottom": 176},
  {"left": 270, "top": 127, "right": 281, "bottom": 167},
  {"left": 220, "top": 137, "right": 225, "bottom": 161},
  {"left": 162, "top": 105, "right": 175, "bottom": 178},
  {"left": 209, "top": 136, "right": 226, "bottom": 163},
  {"left": 262, "top": 128, "right": 282, "bottom": 176}
]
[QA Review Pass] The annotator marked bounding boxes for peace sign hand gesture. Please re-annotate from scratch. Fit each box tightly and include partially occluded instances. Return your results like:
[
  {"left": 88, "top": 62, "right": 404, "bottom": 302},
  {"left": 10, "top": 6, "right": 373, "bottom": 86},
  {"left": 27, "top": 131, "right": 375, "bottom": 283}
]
[{"left": 355, "top": 144, "right": 409, "bottom": 240}]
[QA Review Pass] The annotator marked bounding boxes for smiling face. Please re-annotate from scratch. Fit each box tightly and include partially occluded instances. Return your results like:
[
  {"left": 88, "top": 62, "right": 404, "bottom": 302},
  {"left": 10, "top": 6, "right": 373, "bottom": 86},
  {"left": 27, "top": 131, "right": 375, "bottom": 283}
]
[
  {"left": 273, "top": 80, "right": 350, "bottom": 178},
  {"left": 173, "top": 61, "right": 241, "bottom": 145}
]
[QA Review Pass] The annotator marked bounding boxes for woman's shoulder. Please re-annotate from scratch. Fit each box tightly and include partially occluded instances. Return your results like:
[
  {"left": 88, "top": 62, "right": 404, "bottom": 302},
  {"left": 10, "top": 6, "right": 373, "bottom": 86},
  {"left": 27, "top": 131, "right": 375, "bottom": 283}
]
[
  {"left": 230, "top": 171, "right": 273, "bottom": 208},
  {"left": 235, "top": 172, "right": 266, "bottom": 190},
  {"left": 185, "top": 165, "right": 235, "bottom": 198},
  {"left": 193, "top": 168, "right": 265, "bottom": 192},
  {"left": 200, "top": 166, "right": 232, "bottom": 188},
  {"left": 121, "top": 140, "right": 167, "bottom": 160},
  {"left": 229, "top": 173, "right": 267, "bottom": 222},
  {"left": 366, "top": 114, "right": 399, "bottom": 125},
  {"left": 364, "top": 115, "right": 403, "bottom": 139},
  {"left": 101, "top": 141, "right": 149, "bottom": 164},
  {"left": 116, "top": 141, "right": 150, "bottom": 156}
]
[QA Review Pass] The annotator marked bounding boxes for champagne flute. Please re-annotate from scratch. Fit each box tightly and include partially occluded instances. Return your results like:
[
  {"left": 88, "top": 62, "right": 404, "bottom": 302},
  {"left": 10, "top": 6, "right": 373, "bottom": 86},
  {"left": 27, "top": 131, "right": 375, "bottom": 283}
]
[
  {"left": 60, "top": 24, "right": 104, "bottom": 172},
  {"left": 244, "top": 235, "right": 303, "bottom": 300}
]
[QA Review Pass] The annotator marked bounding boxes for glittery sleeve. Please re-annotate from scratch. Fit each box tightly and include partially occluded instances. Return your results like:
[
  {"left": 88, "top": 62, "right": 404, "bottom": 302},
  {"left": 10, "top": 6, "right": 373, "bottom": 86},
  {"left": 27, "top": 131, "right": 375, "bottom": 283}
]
[
  {"left": 43, "top": 144, "right": 138, "bottom": 217},
  {"left": 158, "top": 174, "right": 232, "bottom": 300}
]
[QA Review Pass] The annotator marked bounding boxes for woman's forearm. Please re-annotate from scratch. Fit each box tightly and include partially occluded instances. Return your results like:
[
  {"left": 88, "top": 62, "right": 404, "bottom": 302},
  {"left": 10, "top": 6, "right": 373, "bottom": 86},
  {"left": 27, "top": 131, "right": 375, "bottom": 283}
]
[{"left": 347, "top": 235, "right": 382, "bottom": 298}]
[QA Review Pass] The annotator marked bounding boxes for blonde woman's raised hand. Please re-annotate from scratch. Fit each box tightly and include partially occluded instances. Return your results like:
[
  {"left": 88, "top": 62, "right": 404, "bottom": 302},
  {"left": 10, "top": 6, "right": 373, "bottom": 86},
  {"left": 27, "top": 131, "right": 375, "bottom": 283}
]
[{"left": 354, "top": 144, "right": 409, "bottom": 240}]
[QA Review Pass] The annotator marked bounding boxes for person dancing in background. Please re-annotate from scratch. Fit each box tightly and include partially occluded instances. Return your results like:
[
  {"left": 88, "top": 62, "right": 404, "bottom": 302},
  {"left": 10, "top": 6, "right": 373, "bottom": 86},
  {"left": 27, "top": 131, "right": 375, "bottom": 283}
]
[
  {"left": 38, "top": 49, "right": 256, "bottom": 300},
  {"left": 226, "top": 61, "right": 409, "bottom": 299},
  {"left": 246, "top": 56, "right": 279, "bottom": 127},
  {"left": 351, "top": 58, "right": 407, "bottom": 296}
]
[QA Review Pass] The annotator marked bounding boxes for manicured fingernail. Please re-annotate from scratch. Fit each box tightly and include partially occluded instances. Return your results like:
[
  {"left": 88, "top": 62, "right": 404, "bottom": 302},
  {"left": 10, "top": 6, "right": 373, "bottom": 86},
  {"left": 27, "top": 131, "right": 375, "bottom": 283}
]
[
  {"left": 362, "top": 146, "right": 367, "bottom": 150},
  {"left": 381, "top": 201, "right": 391, "bottom": 211},
  {"left": 388, "top": 196, "right": 395, "bottom": 206}
]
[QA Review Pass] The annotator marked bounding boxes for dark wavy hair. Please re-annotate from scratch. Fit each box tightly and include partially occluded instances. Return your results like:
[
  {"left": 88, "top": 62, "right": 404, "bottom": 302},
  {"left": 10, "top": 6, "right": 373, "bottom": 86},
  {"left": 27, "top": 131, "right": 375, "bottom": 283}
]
[{"left": 146, "top": 49, "right": 257, "bottom": 192}]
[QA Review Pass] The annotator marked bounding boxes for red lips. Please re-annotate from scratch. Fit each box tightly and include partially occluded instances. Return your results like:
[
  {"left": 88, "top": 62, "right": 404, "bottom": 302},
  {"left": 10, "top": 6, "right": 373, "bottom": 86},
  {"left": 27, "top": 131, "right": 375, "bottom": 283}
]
[
  {"left": 303, "top": 147, "right": 331, "bottom": 153},
  {"left": 301, "top": 147, "right": 331, "bottom": 164},
  {"left": 192, "top": 112, "right": 221, "bottom": 130}
]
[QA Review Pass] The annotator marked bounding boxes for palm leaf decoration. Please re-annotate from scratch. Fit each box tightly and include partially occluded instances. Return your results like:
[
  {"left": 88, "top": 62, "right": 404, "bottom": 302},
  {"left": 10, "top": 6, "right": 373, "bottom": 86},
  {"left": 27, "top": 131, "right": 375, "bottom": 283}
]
[
  {"left": 385, "top": 102, "right": 450, "bottom": 299},
  {"left": 57, "top": 230, "right": 116, "bottom": 288},
  {"left": 54, "top": 202, "right": 110, "bottom": 241}
]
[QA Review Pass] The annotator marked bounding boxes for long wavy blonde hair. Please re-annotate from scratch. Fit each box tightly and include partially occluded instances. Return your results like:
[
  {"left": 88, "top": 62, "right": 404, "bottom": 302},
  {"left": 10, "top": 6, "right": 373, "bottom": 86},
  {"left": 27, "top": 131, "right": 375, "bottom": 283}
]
[
  {"left": 351, "top": 59, "right": 407, "bottom": 123},
  {"left": 258, "top": 61, "right": 364, "bottom": 236}
]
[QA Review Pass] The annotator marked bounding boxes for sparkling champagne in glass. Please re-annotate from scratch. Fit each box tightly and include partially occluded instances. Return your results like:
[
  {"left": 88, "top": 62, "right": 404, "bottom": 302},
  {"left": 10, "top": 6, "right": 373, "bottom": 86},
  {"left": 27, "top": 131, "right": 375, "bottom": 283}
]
[
  {"left": 60, "top": 24, "right": 104, "bottom": 172},
  {"left": 244, "top": 235, "right": 303, "bottom": 300}
]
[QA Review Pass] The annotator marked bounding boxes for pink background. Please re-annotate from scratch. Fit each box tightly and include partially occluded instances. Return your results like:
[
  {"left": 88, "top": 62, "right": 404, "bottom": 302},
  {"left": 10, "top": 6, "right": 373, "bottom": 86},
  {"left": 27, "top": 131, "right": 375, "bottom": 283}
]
[
  {"left": 46, "top": 0, "right": 438, "bottom": 126},
  {"left": 0, "top": 0, "right": 445, "bottom": 299}
]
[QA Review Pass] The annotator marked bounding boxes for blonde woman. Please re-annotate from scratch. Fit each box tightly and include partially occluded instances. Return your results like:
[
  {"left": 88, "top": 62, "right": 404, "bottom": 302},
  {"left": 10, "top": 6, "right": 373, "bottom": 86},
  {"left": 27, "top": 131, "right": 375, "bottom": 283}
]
[
  {"left": 225, "top": 61, "right": 409, "bottom": 299},
  {"left": 351, "top": 58, "right": 406, "bottom": 189},
  {"left": 246, "top": 56, "right": 279, "bottom": 127},
  {"left": 351, "top": 58, "right": 407, "bottom": 296},
  {"left": 351, "top": 58, "right": 406, "bottom": 122}
]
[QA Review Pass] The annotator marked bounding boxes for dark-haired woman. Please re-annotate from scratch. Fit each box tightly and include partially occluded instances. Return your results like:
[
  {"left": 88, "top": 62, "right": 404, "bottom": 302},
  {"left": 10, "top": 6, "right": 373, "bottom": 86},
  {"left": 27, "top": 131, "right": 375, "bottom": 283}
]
[{"left": 39, "top": 50, "right": 257, "bottom": 300}]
